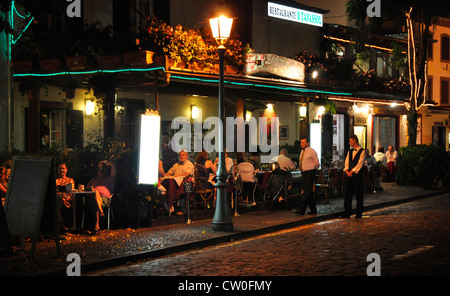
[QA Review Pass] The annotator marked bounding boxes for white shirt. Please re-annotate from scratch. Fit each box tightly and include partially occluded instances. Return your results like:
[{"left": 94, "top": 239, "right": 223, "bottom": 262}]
[
  {"left": 272, "top": 154, "right": 296, "bottom": 171},
  {"left": 166, "top": 160, "right": 194, "bottom": 177},
  {"left": 386, "top": 150, "right": 397, "bottom": 165},
  {"left": 298, "top": 146, "right": 319, "bottom": 172},
  {"left": 373, "top": 152, "right": 387, "bottom": 167},
  {"left": 344, "top": 146, "right": 366, "bottom": 174},
  {"left": 237, "top": 162, "right": 257, "bottom": 183}
]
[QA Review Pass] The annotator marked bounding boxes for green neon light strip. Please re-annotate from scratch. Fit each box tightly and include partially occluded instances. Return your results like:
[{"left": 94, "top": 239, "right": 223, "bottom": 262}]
[
  {"left": 171, "top": 75, "right": 352, "bottom": 96},
  {"left": 13, "top": 67, "right": 351, "bottom": 96},
  {"left": 11, "top": 1, "right": 34, "bottom": 44},
  {"left": 13, "top": 67, "right": 166, "bottom": 77},
  {"left": 13, "top": 1, "right": 31, "bottom": 19}
]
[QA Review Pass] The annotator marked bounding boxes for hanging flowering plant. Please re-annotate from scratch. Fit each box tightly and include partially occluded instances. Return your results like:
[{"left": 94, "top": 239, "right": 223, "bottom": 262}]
[
  {"left": 138, "top": 16, "right": 246, "bottom": 69},
  {"left": 296, "top": 51, "right": 326, "bottom": 70}
]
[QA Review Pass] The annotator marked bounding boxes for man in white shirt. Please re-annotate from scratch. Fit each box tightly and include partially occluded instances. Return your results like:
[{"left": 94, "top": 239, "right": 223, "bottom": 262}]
[
  {"left": 340, "top": 135, "right": 366, "bottom": 219},
  {"left": 165, "top": 149, "right": 194, "bottom": 178},
  {"left": 373, "top": 146, "right": 387, "bottom": 168},
  {"left": 292, "top": 137, "right": 319, "bottom": 215},
  {"left": 272, "top": 149, "right": 296, "bottom": 171},
  {"left": 163, "top": 149, "right": 194, "bottom": 215}
]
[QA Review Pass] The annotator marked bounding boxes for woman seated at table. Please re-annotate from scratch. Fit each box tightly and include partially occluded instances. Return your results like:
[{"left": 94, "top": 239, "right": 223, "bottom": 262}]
[
  {"left": 0, "top": 166, "right": 8, "bottom": 206},
  {"left": 87, "top": 160, "right": 116, "bottom": 233},
  {"left": 56, "top": 163, "right": 76, "bottom": 204},
  {"left": 55, "top": 163, "right": 76, "bottom": 231},
  {"left": 195, "top": 150, "right": 216, "bottom": 190}
]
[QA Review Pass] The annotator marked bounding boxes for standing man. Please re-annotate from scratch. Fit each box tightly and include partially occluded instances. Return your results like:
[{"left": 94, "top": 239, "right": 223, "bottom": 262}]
[
  {"left": 340, "top": 135, "right": 366, "bottom": 219},
  {"left": 292, "top": 137, "right": 319, "bottom": 215}
]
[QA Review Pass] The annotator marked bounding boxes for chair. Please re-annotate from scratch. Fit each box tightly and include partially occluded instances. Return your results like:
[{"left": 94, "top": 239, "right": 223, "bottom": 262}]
[
  {"left": 193, "top": 164, "right": 215, "bottom": 210},
  {"left": 237, "top": 162, "right": 257, "bottom": 205},
  {"left": 328, "top": 168, "right": 342, "bottom": 196},
  {"left": 314, "top": 168, "right": 329, "bottom": 203},
  {"left": 105, "top": 194, "right": 113, "bottom": 231}
]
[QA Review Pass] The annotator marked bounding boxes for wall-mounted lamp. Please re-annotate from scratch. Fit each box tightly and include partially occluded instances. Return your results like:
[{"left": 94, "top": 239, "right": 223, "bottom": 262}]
[
  {"left": 245, "top": 110, "right": 253, "bottom": 122},
  {"left": 191, "top": 105, "right": 200, "bottom": 120},
  {"left": 312, "top": 70, "right": 318, "bottom": 79},
  {"left": 299, "top": 105, "right": 307, "bottom": 117},
  {"left": 115, "top": 105, "right": 124, "bottom": 115},
  {"left": 85, "top": 99, "right": 95, "bottom": 116},
  {"left": 317, "top": 106, "right": 326, "bottom": 117}
]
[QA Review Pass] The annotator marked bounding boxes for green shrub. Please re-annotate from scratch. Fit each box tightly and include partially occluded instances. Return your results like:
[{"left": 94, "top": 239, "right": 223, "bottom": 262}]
[{"left": 397, "top": 144, "right": 450, "bottom": 189}]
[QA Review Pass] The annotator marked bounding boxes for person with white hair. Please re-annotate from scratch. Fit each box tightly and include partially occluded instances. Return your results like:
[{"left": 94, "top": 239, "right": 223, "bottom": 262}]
[{"left": 272, "top": 148, "right": 296, "bottom": 171}]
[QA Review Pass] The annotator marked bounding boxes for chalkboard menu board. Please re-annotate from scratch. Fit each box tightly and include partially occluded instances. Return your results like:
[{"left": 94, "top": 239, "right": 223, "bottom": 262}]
[{"left": 4, "top": 156, "right": 60, "bottom": 256}]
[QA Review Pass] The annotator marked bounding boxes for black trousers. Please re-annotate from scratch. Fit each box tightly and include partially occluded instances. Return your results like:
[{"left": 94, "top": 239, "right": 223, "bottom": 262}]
[
  {"left": 298, "top": 170, "right": 317, "bottom": 214},
  {"left": 344, "top": 172, "right": 364, "bottom": 216}
]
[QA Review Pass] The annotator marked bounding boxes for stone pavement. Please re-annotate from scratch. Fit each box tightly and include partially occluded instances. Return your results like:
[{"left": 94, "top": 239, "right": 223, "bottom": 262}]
[
  {"left": 87, "top": 193, "right": 450, "bottom": 276},
  {"left": 0, "top": 182, "right": 445, "bottom": 276}
]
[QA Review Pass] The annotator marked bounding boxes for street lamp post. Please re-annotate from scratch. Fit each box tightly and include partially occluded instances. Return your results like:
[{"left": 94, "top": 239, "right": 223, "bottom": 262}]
[{"left": 209, "top": 16, "right": 234, "bottom": 232}]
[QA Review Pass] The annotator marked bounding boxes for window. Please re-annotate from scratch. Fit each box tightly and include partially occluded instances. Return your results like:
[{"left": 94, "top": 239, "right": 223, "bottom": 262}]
[
  {"left": 130, "top": 0, "right": 153, "bottom": 32},
  {"left": 441, "top": 34, "right": 450, "bottom": 61},
  {"left": 49, "top": 110, "right": 66, "bottom": 148},
  {"left": 441, "top": 79, "right": 449, "bottom": 105}
]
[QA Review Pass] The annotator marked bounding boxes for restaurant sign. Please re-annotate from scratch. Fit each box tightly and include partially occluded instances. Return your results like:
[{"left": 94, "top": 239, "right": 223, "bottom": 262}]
[
  {"left": 268, "top": 2, "right": 323, "bottom": 27},
  {"left": 243, "top": 53, "right": 305, "bottom": 82}
]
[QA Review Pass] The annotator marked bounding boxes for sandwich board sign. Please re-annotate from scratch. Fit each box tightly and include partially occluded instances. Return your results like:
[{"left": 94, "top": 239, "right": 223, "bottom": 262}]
[{"left": 4, "top": 156, "right": 60, "bottom": 257}]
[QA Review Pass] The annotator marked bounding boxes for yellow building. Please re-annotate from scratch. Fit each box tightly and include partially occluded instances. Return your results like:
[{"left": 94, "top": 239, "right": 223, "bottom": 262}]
[{"left": 423, "top": 17, "right": 450, "bottom": 150}]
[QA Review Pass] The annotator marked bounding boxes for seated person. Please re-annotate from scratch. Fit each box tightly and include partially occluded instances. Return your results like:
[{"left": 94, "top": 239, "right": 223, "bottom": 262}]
[
  {"left": 195, "top": 150, "right": 216, "bottom": 190},
  {"left": 271, "top": 149, "right": 296, "bottom": 171},
  {"left": 165, "top": 149, "right": 194, "bottom": 178},
  {"left": 163, "top": 150, "right": 194, "bottom": 215},
  {"left": 87, "top": 160, "right": 116, "bottom": 233},
  {"left": 386, "top": 145, "right": 397, "bottom": 181},
  {"left": 373, "top": 147, "right": 387, "bottom": 168},
  {"left": 214, "top": 150, "right": 234, "bottom": 175},
  {"left": 55, "top": 163, "right": 76, "bottom": 231},
  {"left": 0, "top": 166, "right": 8, "bottom": 205},
  {"left": 56, "top": 163, "right": 76, "bottom": 206},
  {"left": 236, "top": 157, "right": 259, "bottom": 205}
]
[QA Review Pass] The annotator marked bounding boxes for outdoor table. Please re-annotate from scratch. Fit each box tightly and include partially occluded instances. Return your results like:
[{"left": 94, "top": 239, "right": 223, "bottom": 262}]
[{"left": 69, "top": 190, "right": 96, "bottom": 231}]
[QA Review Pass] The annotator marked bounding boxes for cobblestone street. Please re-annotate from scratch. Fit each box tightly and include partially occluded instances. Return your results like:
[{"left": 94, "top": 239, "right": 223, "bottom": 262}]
[{"left": 87, "top": 193, "right": 450, "bottom": 277}]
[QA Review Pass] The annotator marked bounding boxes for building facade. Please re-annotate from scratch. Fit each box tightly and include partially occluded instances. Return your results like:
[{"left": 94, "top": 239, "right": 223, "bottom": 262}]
[{"left": 6, "top": 0, "right": 450, "bottom": 165}]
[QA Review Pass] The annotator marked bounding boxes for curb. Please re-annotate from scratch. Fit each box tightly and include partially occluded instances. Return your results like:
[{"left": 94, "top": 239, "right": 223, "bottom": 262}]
[{"left": 43, "top": 190, "right": 447, "bottom": 276}]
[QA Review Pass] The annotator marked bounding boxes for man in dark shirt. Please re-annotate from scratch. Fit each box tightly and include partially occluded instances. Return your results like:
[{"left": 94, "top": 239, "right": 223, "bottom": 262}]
[{"left": 340, "top": 135, "right": 366, "bottom": 219}]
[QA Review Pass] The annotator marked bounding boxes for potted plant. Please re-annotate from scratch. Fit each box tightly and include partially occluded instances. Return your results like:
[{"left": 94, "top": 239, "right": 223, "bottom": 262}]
[
  {"left": 97, "top": 54, "right": 122, "bottom": 67},
  {"left": 12, "top": 60, "right": 33, "bottom": 73},
  {"left": 38, "top": 58, "right": 62, "bottom": 71},
  {"left": 122, "top": 50, "right": 154, "bottom": 66},
  {"left": 65, "top": 55, "right": 87, "bottom": 70}
]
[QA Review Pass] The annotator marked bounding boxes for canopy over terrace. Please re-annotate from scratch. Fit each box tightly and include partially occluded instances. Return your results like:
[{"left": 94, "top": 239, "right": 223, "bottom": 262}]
[
  {"left": 160, "top": 67, "right": 407, "bottom": 112},
  {"left": 12, "top": 53, "right": 408, "bottom": 154}
]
